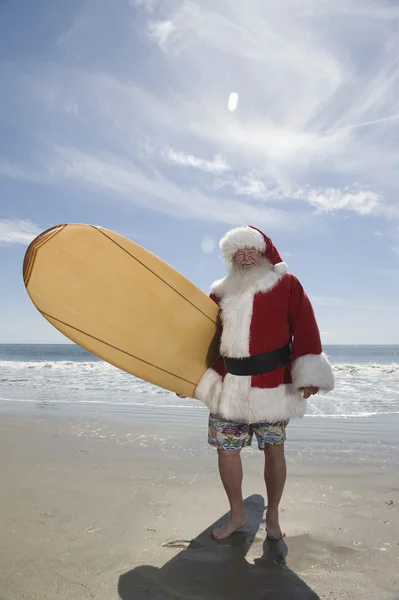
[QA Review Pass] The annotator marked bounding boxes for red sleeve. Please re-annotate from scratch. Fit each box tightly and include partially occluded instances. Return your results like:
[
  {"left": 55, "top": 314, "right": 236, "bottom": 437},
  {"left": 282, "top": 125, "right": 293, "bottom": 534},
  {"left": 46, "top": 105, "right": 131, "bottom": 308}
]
[
  {"left": 289, "top": 276, "right": 322, "bottom": 361},
  {"left": 288, "top": 276, "right": 334, "bottom": 391}
]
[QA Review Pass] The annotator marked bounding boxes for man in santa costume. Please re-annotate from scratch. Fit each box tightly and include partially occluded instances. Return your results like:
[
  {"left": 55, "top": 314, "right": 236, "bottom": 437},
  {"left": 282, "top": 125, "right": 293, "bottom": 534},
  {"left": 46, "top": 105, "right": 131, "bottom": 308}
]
[{"left": 193, "top": 225, "right": 334, "bottom": 540}]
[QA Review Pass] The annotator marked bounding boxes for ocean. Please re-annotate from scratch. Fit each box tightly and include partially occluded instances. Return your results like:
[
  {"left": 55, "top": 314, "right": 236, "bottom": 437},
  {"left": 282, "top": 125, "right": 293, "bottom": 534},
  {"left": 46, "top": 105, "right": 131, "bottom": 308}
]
[{"left": 0, "top": 344, "right": 398, "bottom": 419}]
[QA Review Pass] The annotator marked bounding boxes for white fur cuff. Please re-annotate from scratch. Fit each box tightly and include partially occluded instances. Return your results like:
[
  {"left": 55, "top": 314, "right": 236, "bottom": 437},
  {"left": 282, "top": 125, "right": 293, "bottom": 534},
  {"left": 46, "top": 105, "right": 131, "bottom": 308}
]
[{"left": 291, "top": 352, "right": 334, "bottom": 392}]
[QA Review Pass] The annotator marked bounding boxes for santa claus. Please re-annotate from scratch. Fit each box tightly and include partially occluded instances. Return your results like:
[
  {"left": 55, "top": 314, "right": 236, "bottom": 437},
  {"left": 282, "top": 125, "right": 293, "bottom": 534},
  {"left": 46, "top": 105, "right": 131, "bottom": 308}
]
[
  {"left": 185, "top": 225, "right": 334, "bottom": 541},
  {"left": 194, "top": 225, "right": 335, "bottom": 423}
]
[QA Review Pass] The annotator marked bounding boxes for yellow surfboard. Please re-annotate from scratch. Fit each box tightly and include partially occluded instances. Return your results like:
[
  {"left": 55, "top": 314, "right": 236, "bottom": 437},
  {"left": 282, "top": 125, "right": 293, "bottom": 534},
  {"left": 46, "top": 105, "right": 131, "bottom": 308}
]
[{"left": 23, "top": 224, "right": 220, "bottom": 397}]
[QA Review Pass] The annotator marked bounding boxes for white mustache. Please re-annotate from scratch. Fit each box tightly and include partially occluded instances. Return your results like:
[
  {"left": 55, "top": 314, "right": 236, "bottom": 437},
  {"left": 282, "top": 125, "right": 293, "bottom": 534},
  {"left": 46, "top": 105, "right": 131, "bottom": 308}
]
[{"left": 240, "top": 259, "right": 255, "bottom": 267}]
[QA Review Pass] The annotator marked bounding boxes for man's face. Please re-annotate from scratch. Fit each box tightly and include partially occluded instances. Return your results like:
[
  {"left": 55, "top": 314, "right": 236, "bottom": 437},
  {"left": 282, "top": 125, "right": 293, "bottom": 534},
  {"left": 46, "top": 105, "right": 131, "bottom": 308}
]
[{"left": 232, "top": 247, "right": 263, "bottom": 268}]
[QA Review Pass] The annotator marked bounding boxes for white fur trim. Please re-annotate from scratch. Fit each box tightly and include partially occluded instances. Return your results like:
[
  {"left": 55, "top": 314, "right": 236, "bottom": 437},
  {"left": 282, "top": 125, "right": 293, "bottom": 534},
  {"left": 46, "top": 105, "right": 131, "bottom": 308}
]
[
  {"left": 291, "top": 352, "right": 334, "bottom": 392},
  {"left": 211, "top": 267, "right": 285, "bottom": 359},
  {"left": 219, "top": 226, "right": 266, "bottom": 262},
  {"left": 219, "top": 290, "right": 253, "bottom": 358},
  {"left": 274, "top": 262, "right": 288, "bottom": 275},
  {"left": 194, "top": 368, "right": 223, "bottom": 407},
  {"left": 195, "top": 368, "right": 307, "bottom": 423}
]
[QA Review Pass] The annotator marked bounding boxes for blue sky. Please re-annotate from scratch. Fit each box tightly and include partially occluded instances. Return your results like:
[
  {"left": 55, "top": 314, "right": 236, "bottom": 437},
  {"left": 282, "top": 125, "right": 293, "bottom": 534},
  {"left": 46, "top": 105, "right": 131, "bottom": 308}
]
[{"left": 1, "top": 0, "right": 399, "bottom": 344}]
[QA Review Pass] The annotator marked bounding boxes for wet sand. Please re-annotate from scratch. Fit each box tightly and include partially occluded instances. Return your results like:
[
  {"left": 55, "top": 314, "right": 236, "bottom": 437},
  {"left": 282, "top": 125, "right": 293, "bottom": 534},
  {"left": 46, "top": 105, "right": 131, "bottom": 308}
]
[{"left": 1, "top": 403, "right": 399, "bottom": 600}]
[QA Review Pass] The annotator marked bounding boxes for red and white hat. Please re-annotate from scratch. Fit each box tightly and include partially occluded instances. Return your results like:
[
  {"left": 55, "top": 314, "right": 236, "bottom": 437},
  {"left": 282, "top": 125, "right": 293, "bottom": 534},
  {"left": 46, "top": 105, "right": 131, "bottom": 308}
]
[{"left": 219, "top": 225, "right": 288, "bottom": 274}]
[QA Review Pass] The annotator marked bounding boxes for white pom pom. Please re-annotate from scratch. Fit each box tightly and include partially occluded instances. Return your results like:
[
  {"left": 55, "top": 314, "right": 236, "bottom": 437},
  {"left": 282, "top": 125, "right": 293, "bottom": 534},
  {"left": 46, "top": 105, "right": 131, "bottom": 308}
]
[{"left": 274, "top": 262, "right": 288, "bottom": 274}]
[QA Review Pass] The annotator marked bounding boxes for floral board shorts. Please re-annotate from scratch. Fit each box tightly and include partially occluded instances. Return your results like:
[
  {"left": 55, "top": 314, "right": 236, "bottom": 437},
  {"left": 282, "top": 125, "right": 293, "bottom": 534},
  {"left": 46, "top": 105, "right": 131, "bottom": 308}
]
[{"left": 208, "top": 414, "right": 289, "bottom": 450}]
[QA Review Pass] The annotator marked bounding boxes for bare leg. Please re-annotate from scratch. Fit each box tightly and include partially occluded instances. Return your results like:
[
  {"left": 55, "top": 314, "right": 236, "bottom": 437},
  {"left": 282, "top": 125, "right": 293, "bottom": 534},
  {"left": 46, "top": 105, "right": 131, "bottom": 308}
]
[
  {"left": 212, "top": 448, "right": 248, "bottom": 540},
  {"left": 264, "top": 443, "right": 287, "bottom": 540}
]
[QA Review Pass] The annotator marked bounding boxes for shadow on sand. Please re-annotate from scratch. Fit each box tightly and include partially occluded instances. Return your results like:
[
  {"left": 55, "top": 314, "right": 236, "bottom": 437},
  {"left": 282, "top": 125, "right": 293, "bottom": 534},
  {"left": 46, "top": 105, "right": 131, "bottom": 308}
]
[{"left": 118, "top": 494, "right": 320, "bottom": 600}]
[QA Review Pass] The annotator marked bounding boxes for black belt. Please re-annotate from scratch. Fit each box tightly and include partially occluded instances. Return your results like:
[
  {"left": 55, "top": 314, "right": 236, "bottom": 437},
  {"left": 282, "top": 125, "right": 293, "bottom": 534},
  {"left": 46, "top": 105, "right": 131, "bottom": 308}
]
[{"left": 223, "top": 344, "right": 292, "bottom": 376}]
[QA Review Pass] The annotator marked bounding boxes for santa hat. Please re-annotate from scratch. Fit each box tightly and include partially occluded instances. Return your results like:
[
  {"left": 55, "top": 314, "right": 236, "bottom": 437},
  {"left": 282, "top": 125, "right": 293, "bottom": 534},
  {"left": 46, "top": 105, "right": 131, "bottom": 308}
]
[{"left": 219, "top": 225, "right": 288, "bottom": 274}]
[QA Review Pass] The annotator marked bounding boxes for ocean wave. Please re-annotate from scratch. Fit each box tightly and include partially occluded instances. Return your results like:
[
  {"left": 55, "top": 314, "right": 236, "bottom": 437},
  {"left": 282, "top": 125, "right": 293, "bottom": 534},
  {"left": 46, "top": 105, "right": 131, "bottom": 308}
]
[
  {"left": 0, "top": 360, "right": 109, "bottom": 370},
  {"left": 1, "top": 358, "right": 399, "bottom": 418},
  {"left": 1, "top": 359, "right": 398, "bottom": 375},
  {"left": 306, "top": 411, "right": 399, "bottom": 419},
  {"left": 333, "top": 363, "right": 399, "bottom": 376},
  {"left": 0, "top": 396, "right": 398, "bottom": 421}
]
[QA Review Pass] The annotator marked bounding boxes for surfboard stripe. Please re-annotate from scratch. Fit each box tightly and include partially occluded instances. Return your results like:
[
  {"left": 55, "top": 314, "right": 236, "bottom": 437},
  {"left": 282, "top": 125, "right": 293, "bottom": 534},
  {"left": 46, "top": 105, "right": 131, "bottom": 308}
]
[
  {"left": 23, "top": 225, "right": 66, "bottom": 287},
  {"left": 93, "top": 226, "right": 219, "bottom": 327},
  {"left": 40, "top": 311, "right": 198, "bottom": 386}
]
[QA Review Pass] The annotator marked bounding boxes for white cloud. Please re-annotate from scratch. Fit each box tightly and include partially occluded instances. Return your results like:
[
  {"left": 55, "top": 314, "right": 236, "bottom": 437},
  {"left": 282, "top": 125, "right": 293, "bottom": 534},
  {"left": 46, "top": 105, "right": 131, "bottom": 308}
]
[
  {"left": 229, "top": 174, "right": 270, "bottom": 199},
  {"left": 216, "top": 174, "right": 380, "bottom": 216},
  {"left": 0, "top": 219, "right": 42, "bottom": 245},
  {"left": 149, "top": 20, "right": 175, "bottom": 50},
  {"left": 162, "top": 148, "right": 230, "bottom": 173},
  {"left": 295, "top": 188, "right": 381, "bottom": 215}
]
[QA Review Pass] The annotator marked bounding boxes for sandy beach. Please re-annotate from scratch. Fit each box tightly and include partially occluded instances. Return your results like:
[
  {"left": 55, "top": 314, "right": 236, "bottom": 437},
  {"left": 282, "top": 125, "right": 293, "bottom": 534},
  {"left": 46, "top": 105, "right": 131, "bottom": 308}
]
[{"left": 1, "top": 402, "right": 399, "bottom": 600}]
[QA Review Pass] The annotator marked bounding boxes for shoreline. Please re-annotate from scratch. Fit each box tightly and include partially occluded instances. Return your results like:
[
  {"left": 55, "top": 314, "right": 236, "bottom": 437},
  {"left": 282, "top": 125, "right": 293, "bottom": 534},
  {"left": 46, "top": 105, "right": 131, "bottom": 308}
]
[
  {"left": 1, "top": 398, "right": 399, "bottom": 452},
  {"left": 1, "top": 400, "right": 399, "bottom": 473},
  {"left": 2, "top": 395, "right": 399, "bottom": 420}
]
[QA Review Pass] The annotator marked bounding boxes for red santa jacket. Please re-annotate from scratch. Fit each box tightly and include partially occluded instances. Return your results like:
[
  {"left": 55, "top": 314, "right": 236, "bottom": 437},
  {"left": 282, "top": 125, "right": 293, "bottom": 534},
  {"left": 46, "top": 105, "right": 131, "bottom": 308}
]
[{"left": 194, "top": 267, "right": 334, "bottom": 424}]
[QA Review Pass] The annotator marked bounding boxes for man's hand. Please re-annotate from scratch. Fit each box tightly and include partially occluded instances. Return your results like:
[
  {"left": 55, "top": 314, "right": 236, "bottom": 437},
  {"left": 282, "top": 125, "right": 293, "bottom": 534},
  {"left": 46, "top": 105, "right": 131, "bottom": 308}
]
[{"left": 299, "top": 386, "right": 319, "bottom": 399}]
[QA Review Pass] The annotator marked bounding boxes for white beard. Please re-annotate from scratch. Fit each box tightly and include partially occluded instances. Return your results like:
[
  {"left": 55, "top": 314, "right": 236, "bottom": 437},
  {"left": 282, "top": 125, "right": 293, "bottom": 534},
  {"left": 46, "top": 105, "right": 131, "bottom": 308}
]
[
  {"left": 211, "top": 257, "right": 282, "bottom": 359},
  {"left": 224, "top": 257, "right": 273, "bottom": 296}
]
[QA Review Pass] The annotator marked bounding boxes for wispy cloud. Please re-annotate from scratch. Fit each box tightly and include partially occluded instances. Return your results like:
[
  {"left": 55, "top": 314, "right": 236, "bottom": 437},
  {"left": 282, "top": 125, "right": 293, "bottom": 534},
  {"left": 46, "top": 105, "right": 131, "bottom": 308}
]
[
  {"left": 49, "top": 147, "right": 304, "bottom": 229},
  {"left": 216, "top": 174, "right": 380, "bottom": 215},
  {"left": 220, "top": 173, "right": 270, "bottom": 200},
  {"left": 327, "top": 114, "right": 399, "bottom": 133},
  {"left": 1, "top": 0, "right": 399, "bottom": 228},
  {"left": 0, "top": 161, "right": 46, "bottom": 184},
  {"left": 149, "top": 20, "right": 175, "bottom": 50},
  {"left": 294, "top": 188, "right": 380, "bottom": 215},
  {"left": 162, "top": 148, "right": 230, "bottom": 173},
  {"left": 0, "top": 219, "right": 41, "bottom": 245}
]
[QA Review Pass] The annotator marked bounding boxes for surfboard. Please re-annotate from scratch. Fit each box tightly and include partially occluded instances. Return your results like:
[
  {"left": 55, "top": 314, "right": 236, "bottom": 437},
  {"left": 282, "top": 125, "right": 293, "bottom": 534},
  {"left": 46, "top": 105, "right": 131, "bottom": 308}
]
[{"left": 23, "top": 224, "right": 220, "bottom": 397}]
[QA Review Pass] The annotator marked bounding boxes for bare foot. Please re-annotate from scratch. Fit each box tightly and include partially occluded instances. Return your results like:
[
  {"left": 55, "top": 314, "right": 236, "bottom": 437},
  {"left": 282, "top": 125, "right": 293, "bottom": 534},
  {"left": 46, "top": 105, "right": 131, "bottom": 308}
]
[
  {"left": 266, "top": 510, "right": 285, "bottom": 541},
  {"left": 212, "top": 514, "right": 248, "bottom": 540}
]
